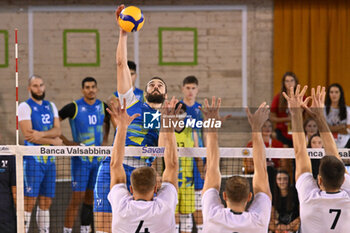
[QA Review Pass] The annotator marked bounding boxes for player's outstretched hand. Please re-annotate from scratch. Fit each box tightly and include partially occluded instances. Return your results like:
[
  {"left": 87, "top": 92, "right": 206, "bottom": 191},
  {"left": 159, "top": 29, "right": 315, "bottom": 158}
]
[
  {"left": 282, "top": 84, "right": 309, "bottom": 116},
  {"left": 160, "top": 96, "right": 180, "bottom": 130},
  {"left": 246, "top": 102, "right": 270, "bottom": 131},
  {"left": 199, "top": 96, "right": 221, "bottom": 121},
  {"left": 115, "top": 4, "right": 127, "bottom": 33},
  {"left": 303, "top": 85, "right": 326, "bottom": 119},
  {"left": 107, "top": 98, "right": 140, "bottom": 129}
]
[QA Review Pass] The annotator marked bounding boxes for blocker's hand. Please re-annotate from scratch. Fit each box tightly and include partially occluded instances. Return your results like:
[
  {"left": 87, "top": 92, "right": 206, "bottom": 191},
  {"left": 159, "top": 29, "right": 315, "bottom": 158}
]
[
  {"left": 199, "top": 96, "right": 221, "bottom": 121},
  {"left": 107, "top": 98, "right": 140, "bottom": 129},
  {"left": 160, "top": 96, "right": 181, "bottom": 131},
  {"left": 303, "top": 85, "right": 326, "bottom": 120},
  {"left": 246, "top": 102, "right": 270, "bottom": 132},
  {"left": 282, "top": 84, "right": 309, "bottom": 116}
]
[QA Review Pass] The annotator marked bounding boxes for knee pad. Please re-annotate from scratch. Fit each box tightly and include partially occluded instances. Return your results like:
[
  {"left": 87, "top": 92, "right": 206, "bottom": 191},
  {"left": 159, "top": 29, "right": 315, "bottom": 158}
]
[{"left": 179, "top": 213, "right": 193, "bottom": 232}]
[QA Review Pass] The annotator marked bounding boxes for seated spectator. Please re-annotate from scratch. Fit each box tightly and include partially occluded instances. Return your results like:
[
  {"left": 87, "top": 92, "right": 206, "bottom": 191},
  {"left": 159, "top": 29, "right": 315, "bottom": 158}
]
[
  {"left": 307, "top": 133, "right": 323, "bottom": 179},
  {"left": 304, "top": 118, "right": 318, "bottom": 144},
  {"left": 271, "top": 72, "right": 299, "bottom": 147},
  {"left": 269, "top": 170, "right": 300, "bottom": 233},
  {"left": 324, "top": 83, "right": 350, "bottom": 148}
]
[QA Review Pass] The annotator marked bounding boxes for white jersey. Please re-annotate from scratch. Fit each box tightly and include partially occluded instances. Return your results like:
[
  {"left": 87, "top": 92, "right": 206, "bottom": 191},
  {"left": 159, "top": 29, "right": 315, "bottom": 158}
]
[
  {"left": 296, "top": 172, "right": 350, "bottom": 233},
  {"left": 324, "top": 106, "right": 350, "bottom": 148},
  {"left": 108, "top": 182, "right": 178, "bottom": 233},
  {"left": 201, "top": 188, "right": 271, "bottom": 233}
]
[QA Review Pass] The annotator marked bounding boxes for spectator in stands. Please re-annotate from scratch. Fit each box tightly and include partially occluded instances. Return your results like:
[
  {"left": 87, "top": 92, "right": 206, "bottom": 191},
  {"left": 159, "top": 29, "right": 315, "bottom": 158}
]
[
  {"left": 304, "top": 118, "right": 318, "bottom": 144},
  {"left": 324, "top": 83, "right": 350, "bottom": 148},
  {"left": 271, "top": 72, "right": 299, "bottom": 147},
  {"left": 307, "top": 133, "right": 323, "bottom": 179},
  {"left": 269, "top": 170, "right": 300, "bottom": 233}
]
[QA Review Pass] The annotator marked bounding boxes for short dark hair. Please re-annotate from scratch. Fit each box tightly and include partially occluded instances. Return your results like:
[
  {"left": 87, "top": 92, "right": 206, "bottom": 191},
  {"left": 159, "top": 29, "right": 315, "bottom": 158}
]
[
  {"left": 128, "top": 60, "right": 137, "bottom": 71},
  {"left": 130, "top": 167, "right": 157, "bottom": 194},
  {"left": 319, "top": 155, "right": 345, "bottom": 190},
  {"left": 82, "top": 77, "right": 97, "bottom": 88},
  {"left": 225, "top": 176, "right": 250, "bottom": 203},
  {"left": 145, "top": 76, "right": 168, "bottom": 93},
  {"left": 183, "top": 75, "right": 198, "bottom": 86}
]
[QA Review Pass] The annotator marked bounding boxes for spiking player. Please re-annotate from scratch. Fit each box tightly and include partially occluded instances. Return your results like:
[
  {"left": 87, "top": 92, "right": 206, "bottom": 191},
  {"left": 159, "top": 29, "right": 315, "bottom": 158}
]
[
  {"left": 107, "top": 97, "right": 179, "bottom": 233},
  {"left": 59, "top": 77, "right": 110, "bottom": 233},
  {"left": 201, "top": 98, "right": 272, "bottom": 233},
  {"left": 19, "top": 75, "right": 63, "bottom": 233},
  {"left": 93, "top": 5, "right": 168, "bottom": 233},
  {"left": 284, "top": 85, "right": 350, "bottom": 233}
]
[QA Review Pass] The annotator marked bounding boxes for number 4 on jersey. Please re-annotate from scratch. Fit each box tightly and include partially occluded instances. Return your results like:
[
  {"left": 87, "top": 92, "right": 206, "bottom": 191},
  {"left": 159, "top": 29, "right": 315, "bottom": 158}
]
[{"left": 135, "top": 220, "right": 150, "bottom": 233}]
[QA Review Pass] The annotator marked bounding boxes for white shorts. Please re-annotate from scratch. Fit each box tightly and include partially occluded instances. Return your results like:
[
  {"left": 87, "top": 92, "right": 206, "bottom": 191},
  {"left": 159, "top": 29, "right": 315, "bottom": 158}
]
[{"left": 195, "top": 190, "right": 202, "bottom": 210}]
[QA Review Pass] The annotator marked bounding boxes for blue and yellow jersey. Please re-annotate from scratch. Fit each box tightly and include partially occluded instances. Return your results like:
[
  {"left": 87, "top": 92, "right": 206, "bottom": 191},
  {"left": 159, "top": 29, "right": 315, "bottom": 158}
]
[
  {"left": 114, "top": 87, "right": 145, "bottom": 103},
  {"left": 69, "top": 98, "right": 106, "bottom": 162},
  {"left": 175, "top": 127, "right": 195, "bottom": 189},
  {"left": 105, "top": 100, "right": 159, "bottom": 166},
  {"left": 69, "top": 98, "right": 105, "bottom": 146},
  {"left": 180, "top": 101, "right": 204, "bottom": 146},
  {"left": 24, "top": 98, "right": 55, "bottom": 164}
]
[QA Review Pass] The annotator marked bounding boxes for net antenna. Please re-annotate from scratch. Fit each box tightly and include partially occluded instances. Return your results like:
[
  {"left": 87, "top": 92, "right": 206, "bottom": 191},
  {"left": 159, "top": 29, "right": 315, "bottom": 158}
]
[
  {"left": 15, "top": 28, "right": 19, "bottom": 146},
  {"left": 15, "top": 28, "right": 25, "bottom": 233}
]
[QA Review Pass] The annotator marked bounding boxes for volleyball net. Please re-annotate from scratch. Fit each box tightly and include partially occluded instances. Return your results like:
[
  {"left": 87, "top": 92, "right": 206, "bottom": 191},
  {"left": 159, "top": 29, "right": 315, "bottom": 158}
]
[{"left": 1, "top": 145, "right": 350, "bottom": 233}]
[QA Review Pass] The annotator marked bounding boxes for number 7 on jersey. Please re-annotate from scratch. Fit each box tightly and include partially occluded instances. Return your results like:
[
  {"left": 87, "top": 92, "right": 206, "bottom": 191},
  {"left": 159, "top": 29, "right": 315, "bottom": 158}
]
[{"left": 329, "top": 209, "right": 341, "bottom": 230}]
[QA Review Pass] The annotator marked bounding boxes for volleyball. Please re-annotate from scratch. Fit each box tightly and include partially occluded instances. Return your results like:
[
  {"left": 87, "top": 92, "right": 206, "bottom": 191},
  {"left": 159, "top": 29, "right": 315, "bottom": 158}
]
[{"left": 118, "top": 6, "right": 145, "bottom": 32}]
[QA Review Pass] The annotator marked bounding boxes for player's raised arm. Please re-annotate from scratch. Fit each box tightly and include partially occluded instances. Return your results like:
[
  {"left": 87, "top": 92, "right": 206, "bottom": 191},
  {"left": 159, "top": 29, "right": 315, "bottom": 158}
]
[
  {"left": 246, "top": 102, "right": 272, "bottom": 199},
  {"left": 108, "top": 98, "right": 140, "bottom": 189},
  {"left": 160, "top": 98, "right": 179, "bottom": 189},
  {"left": 303, "top": 86, "right": 347, "bottom": 173},
  {"left": 160, "top": 97, "right": 180, "bottom": 189},
  {"left": 115, "top": 4, "right": 132, "bottom": 95},
  {"left": 202, "top": 97, "right": 221, "bottom": 193},
  {"left": 283, "top": 85, "right": 312, "bottom": 181}
]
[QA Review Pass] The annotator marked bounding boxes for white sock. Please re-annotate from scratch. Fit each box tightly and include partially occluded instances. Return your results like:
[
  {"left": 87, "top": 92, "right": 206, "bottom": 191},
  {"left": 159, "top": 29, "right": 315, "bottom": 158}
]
[
  {"left": 36, "top": 207, "right": 50, "bottom": 233},
  {"left": 197, "top": 224, "right": 203, "bottom": 233},
  {"left": 81, "top": 225, "right": 91, "bottom": 233},
  {"left": 24, "top": 211, "right": 32, "bottom": 233},
  {"left": 63, "top": 227, "right": 72, "bottom": 233},
  {"left": 175, "top": 224, "right": 180, "bottom": 232}
]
